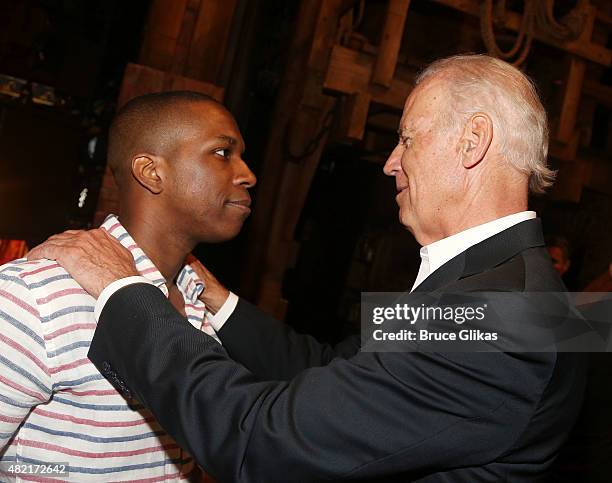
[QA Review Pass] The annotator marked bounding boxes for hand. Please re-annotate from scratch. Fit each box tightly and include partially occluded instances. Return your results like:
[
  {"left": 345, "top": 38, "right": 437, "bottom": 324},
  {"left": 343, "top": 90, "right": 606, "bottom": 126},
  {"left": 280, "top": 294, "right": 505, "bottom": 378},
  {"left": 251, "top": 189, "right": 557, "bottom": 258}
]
[
  {"left": 187, "top": 255, "right": 230, "bottom": 314},
  {"left": 27, "top": 229, "right": 139, "bottom": 298}
]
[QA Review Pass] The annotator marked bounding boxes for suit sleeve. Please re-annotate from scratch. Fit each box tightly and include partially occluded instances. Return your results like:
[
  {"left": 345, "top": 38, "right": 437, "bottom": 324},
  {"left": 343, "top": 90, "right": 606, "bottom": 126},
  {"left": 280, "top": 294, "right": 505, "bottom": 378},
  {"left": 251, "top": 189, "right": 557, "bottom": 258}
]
[
  {"left": 217, "top": 298, "right": 360, "bottom": 380},
  {"left": 88, "top": 283, "right": 545, "bottom": 483}
]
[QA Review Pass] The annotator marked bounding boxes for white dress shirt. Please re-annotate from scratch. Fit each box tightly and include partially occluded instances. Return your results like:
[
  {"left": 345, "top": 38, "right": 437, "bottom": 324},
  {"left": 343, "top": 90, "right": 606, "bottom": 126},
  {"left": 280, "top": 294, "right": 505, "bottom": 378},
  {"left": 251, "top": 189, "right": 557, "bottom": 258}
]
[
  {"left": 95, "top": 211, "right": 536, "bottom": 330},
  {"left": 410, "top": 211, "right": 536, "bottom": 291}
]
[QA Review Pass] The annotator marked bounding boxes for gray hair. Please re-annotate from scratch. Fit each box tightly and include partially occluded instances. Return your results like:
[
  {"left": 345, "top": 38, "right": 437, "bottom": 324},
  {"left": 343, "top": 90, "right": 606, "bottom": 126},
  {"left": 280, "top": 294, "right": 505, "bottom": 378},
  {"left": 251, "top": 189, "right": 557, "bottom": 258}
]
[{"left": 416, "top": 54, "right": 554, "bottom": 194}]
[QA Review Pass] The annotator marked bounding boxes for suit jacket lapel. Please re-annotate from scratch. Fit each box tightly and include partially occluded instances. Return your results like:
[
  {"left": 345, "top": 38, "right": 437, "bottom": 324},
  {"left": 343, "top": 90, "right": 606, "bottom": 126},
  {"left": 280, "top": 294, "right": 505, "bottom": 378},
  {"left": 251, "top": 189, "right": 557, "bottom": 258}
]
[
  {"left": 414, "top": 253, "right": 466, "bottom": 293},
  {"left": 413, "top": 219, "right": 545, "bottom": 293}
]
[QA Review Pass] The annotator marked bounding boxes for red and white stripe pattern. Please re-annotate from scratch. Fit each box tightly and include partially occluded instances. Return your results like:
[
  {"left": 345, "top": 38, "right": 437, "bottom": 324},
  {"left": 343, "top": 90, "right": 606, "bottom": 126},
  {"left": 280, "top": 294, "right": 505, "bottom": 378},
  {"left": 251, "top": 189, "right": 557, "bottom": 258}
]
[{"left": 0, "top": 215, "right": 213, "bottom": 481}]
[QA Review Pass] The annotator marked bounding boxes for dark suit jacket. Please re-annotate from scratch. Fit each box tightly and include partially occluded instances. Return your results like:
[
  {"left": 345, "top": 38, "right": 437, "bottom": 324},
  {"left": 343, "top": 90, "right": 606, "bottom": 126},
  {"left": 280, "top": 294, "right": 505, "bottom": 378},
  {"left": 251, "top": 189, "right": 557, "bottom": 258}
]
[{"left": 88, "top": 219, "right": 587, "bottom": 482}]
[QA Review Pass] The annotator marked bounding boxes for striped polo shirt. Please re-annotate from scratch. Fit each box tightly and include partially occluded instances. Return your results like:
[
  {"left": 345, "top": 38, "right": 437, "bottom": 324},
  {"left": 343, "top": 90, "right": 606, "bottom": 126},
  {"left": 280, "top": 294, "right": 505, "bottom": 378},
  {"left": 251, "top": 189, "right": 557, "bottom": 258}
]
[{"left": 0, "top": 214, "right": 216, "bottom": 482}]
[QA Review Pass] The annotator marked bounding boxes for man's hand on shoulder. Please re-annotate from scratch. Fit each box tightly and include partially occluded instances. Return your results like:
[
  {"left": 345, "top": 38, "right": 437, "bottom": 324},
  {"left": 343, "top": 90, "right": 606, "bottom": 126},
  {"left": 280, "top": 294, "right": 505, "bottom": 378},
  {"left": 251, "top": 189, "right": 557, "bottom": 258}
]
[
  {"left": 27, "top": 229, "right": 138, "bottom": 298},
  {"left": 187, "top": 255, "right": 229, "bottom": 314}
]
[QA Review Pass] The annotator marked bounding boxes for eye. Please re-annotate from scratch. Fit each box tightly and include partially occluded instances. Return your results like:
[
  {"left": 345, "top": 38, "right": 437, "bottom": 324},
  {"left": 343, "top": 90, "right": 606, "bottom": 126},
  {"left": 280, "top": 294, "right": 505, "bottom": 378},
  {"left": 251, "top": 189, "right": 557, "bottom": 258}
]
[
  {"left": 399, "top": 135, "right": 412, "bottom": 148},
  {"left": 214, "top": 148, "right": 230, "bottom": 159}
]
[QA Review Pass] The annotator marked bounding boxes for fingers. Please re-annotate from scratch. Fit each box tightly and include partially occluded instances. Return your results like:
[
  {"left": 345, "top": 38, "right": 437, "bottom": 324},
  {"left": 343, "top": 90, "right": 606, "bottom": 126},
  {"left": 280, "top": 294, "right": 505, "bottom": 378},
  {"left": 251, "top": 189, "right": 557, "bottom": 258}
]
[
  {"left": 187, "top": 255, "right": 207, "bottom": 274},
  {"left": 26, "top": 233, "right": 78, "bottom": 260},
  {"left": 26, "top": 245, "right": 56, "bottom": 261},
  {"left": 26, "top": 229, "right": 107, "bottom": 261},
  {"left": 189, "top": 258, "right": 215, "bottom": 282}
]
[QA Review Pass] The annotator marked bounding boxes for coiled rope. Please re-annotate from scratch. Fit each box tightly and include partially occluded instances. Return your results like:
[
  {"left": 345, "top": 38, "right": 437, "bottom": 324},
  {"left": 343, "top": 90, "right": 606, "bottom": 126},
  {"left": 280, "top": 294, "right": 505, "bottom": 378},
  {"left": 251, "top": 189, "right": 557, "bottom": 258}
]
[
  {"left": 480, "top": 0, "right": 535, "bottom": 66},
  {"left": 480, "top": 0, "right": 588, "bottom": 66}
]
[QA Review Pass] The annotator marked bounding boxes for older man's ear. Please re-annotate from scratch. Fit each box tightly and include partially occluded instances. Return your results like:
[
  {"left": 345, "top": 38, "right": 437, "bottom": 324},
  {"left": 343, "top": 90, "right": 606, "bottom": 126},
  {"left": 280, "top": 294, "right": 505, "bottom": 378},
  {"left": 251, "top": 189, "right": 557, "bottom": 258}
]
[{"left": 460, "top": 112, "right": 493, "bottom": 169}]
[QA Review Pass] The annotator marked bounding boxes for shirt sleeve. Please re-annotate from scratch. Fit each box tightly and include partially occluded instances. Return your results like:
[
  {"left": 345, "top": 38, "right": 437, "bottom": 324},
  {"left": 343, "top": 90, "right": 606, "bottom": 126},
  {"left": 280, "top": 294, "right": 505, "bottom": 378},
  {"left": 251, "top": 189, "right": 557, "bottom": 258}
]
[
  {"left": 208, "top": 292, "right": 239, "bottom": 331},
  {"left": 94, "top": 276, "right": 155, "bottom": 321},
  {"left": 0, "top": 269, "right": 53, "bottom": 449}
]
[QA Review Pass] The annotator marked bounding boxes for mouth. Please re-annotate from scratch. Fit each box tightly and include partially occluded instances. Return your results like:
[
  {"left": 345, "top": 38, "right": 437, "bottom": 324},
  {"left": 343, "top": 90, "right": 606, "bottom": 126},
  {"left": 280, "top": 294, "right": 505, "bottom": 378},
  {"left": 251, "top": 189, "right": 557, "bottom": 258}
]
[
  {"left": 395, "top": 185, "right": 408, "bottom": 200},
  {"left": 225, "top": 199, "right": 252, "bottom": 213}
]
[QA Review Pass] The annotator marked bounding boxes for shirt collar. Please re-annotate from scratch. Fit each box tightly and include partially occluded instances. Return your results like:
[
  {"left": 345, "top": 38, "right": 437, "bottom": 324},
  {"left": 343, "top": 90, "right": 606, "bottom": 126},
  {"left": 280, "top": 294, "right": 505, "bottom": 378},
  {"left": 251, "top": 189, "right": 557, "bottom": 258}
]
[
  {"left": 411, "top": 211, "right": 536, "bottom": 291},
  {"left": 100, "top": 214, "right": 204, "bottom": 303}
]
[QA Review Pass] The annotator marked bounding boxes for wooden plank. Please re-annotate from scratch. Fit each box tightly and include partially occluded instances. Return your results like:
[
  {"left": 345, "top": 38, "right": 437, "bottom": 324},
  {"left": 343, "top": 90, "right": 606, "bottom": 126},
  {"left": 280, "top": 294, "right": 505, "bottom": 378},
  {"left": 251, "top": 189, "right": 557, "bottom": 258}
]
[
  {"left": 367, "top": 112, "right": 401, "bottom": 133},
  {"left": 167, "top": 75, "right": 224, "bottom": 100},
  {"left": 432, "top": 0, "right": 612, "bottom": 66},
  {"left": 186, "top": 0, "right": 238, "bottom": 83},
  {"left": 371, "top": 0, "right": 411, "bottom": 87},
  {"left": 340, "top": 92, "right": 372, "bottom": 140},
  {"left": 240, "top": 0, "right": 326, "bottom": 302},
  {"left": 324, "top": 44, "right": 414, "bottom": 109},
  {"left": 585, "top": 159, "right": 612, "bottom": 196},
  {"left": 250, "top": 0, "right": 346, "bottom": 315},
  {"left": 583, "top": 80, "right": 612, "bottom": 109},
  {"left": 557, "top": 57, "right": 586, "bottom": 144},
  {"left": 116, "top": 63, "right": 164, "bottom": 108},
  {"left": 139, "top": 0, "right": 188, "bottom": 71},
  {"left": 117, "top": 63, "right": 223, "bottom": 108},
  {"left": 597, "top": 10, "right": 612, "bottom": 27},
  {"left": 549, "top": 160, "right": 586, "bottom": 202},
  {"left": 171, "top": 0, "right": 202, "bottom": 74},
  {"left": 549, "top": 154, "right": 612, "bottom": 201},
  {"left": 549, "top": 131, "right": 580, "bottom": 162}
]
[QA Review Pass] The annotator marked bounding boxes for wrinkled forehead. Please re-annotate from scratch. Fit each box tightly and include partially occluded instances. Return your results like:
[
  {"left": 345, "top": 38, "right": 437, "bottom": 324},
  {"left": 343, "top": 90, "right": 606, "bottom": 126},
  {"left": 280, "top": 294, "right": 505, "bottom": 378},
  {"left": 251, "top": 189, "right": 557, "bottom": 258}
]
[{"left": 399, "top": 80, "right": 447, "bottom": 133}]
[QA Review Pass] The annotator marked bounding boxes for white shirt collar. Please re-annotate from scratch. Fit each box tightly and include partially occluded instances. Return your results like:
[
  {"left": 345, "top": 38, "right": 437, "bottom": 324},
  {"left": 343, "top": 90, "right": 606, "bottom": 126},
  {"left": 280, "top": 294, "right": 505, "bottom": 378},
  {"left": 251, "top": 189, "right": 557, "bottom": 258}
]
[{"left": 410, "top": 211, "right": 537, "bottom": 291}]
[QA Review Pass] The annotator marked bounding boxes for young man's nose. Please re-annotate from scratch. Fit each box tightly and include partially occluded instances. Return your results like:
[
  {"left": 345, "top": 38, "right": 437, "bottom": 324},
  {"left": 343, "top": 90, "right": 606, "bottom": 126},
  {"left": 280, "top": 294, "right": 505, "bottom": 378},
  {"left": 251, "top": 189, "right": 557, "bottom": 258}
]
[{"left": 235, "top": 160, "right": 256, "bottom": 188}]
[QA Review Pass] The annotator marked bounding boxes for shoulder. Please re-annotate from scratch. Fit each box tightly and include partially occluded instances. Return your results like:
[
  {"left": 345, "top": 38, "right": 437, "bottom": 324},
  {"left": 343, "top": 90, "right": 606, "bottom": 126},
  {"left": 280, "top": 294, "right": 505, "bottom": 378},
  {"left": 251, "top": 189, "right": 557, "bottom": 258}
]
[
  {"left": 0, "top": 258, "right": 73, "bottom": 289},
  {"left": 521, "top": 247, "right": 567, "bottom": 291},
  {"left": 454, "top": 247, "right": 564, "bottom": 293}
]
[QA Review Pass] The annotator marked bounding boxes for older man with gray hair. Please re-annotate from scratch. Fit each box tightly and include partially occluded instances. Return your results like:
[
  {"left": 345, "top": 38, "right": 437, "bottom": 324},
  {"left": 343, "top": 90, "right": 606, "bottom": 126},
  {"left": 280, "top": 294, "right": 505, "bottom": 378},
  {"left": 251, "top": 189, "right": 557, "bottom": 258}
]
[{"left": 30, "top": 54, "right": 587, "bottom": 482}]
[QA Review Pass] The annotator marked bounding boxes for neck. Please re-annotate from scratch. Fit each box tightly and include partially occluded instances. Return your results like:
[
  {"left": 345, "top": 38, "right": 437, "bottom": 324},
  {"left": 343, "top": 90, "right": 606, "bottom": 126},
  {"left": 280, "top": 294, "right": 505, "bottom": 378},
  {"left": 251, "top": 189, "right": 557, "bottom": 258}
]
[
  {"left": 421, "top": 201, "right": 528, "bottom": 247},
  {"left": 119, "top": 209, "right": 194, "bottom": 284},
  {"left": 449, "top": 205, "right": 527, "bottom": 237},
  {"left": 418, "top": 159, "right": 530, "bottom": 246}
]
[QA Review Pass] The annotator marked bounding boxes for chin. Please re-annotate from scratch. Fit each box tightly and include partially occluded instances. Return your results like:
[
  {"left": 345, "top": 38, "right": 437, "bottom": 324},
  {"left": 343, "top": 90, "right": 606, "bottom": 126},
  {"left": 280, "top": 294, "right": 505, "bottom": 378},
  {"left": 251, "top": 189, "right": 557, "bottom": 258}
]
[
  {"left": 399, "top": 211, "right": 412, "bottom": 231},
  {"left": 201, "top": 223, "right": 244, "bottom": 243}
]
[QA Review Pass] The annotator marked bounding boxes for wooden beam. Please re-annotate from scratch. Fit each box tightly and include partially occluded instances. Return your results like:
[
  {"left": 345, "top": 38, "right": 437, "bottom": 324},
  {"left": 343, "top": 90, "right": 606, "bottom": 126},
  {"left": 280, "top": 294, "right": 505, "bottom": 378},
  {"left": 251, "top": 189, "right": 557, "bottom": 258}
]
[
  {"left": 549, "top": 153, "right": 612, "bottom": 201},
  {"left": 549, "top": 160, "right": 586, "bottom": 202},
  {"left": 583, "top": 80, "right": 612, "bottom": 109},
  {"left": 432, "top": 0, "right": 612, "bottom": 66},
  {"left": 117, "top": 63, "right": 224, "bottom": 108},
  {"left": 371, "top": 0, "right": 411, "bottom": 88},
  {"left": 324, "top": 44, "right": 414, "bottom": 110},
  {"left": 241, "top": 0, "right": 353, "bottom": 317},
  {"left": 139, "top": 0, "right": 188, "bottom": 71},
  {"left": 339, "top": 92, "right": 372, "bottom": 140},
  {"left": 585, "top": 158, "right": 612, "bottom": 196},
  {"left": 257, "top": 0, "right": 346, "bottom": 317},
  {"left": 549, "top": 131, "right": 580, "bottom": 162},
  {"left": 171, "top": 0, "right": 202, "bottom": 74},
  {"left": 557, "top": 57, "right": 586, "bottom": 144},
  {"left": 185, "top": 0, "right": 239, "bottom": 83},
  {"left": 367, "top": 112, "right": 401, "bottom": 133}
]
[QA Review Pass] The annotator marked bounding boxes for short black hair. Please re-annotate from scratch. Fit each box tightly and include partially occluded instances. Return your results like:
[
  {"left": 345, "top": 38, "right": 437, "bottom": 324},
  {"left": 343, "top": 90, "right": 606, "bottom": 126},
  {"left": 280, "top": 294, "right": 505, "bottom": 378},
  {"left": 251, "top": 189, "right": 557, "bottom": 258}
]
[{"left": 107, "top": 91, "right": 221, "bottom": 185}]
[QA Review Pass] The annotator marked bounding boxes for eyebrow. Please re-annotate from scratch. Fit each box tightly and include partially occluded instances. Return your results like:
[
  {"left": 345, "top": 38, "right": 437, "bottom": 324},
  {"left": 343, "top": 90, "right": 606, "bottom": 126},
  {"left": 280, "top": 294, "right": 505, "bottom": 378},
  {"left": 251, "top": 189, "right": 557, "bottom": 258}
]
[{"left": 215, "top": 135, "right": 237, "bottom": 145}]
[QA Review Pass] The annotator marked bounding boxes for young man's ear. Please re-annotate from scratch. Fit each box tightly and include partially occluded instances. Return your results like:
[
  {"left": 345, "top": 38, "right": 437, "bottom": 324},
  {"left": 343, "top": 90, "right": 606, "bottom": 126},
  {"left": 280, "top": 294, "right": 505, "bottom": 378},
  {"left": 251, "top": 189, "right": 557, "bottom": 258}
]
[
  {"left": 131, "top": 155, "right": 165, "bottom": 194},
  {"left": 460, "top": 112, "right": 493, "bottom": 169}
]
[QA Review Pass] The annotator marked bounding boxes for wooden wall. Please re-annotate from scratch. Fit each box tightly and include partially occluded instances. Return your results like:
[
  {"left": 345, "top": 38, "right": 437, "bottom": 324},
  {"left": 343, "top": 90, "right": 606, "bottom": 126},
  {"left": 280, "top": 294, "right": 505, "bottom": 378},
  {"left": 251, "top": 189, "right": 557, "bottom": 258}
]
[{"left": 92, "top": 0, "right": 611, "bottom": 320}]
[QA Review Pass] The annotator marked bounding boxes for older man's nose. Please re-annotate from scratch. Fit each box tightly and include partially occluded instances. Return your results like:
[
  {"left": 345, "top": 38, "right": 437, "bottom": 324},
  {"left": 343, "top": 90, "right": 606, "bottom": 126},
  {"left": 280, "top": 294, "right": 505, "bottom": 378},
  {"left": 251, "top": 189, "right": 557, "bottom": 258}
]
[{"left": 383, "top": 145, "right": 402, "bottom": 176}]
